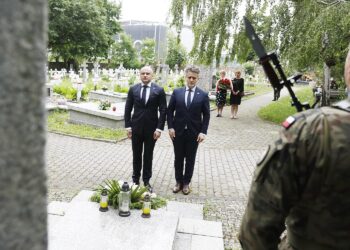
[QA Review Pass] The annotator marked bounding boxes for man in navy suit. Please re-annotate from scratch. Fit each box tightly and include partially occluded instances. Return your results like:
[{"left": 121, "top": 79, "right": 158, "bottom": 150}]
[
  {"left": 124, "top": 66, "right": 167, "bottom": 192},
  {"left": 167, "top": 65, "right": 210, "bottom": 195}
]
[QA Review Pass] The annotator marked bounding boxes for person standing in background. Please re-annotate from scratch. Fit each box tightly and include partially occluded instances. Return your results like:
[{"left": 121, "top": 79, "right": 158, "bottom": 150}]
[
  {"left": 215, "top": 70, "right": 232, "bottom": 117},
  {"left": 230, "top": 70, "right": 244, "bottom": 119}
]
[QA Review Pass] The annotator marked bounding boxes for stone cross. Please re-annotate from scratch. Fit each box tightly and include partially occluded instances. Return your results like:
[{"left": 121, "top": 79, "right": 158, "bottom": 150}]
[
  {"left": 93, "top": 62, "right": 100, "bottom": 77},
  {"left": 81, "top": 62, "right": 88, "bottom": 83}
]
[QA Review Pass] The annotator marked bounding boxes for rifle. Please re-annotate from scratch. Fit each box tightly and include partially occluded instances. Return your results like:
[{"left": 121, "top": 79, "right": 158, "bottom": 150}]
[{"left": 243, "top": 17, "right": 314, "bottom": 112}]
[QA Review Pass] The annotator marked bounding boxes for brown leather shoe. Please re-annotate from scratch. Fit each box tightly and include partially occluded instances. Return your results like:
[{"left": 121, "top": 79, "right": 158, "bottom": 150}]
[
  {"left": 182, "top": 184, "right": 191, "bottom": 195},
  {"left": 173, "top": 183, "right": 182, "bottom": 193}
]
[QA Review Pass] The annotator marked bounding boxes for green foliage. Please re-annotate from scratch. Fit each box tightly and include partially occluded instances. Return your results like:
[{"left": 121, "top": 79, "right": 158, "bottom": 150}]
[
  {"left": 243, "top": 62, "right": 255, "bottom": 76},
  {"left": 128, "top": 75, "right": 137, "bottom": 86},
  {"left": 90, "top": 180, "right": 167, "bottom": 210},
  {"left": 53, "top": 79, "right": 77, "bottom": 100},
  {"left": 165, "top": 33, "right": 188, "bottom": 69},
  {"left": 176, "top": 76, "right": 185, "bottom": 87},
  {"left": 140, "top": 38, "right": 156, "bottom": 66},
  {"left": 130, "top": 185, "right": 148, "bottom": 203},
  {"left": 53, "top": 78, "right": 92, "bottom": 100},
  {"left": 47, "top": 109, "right": 126, "bottom": 140},
  {"left": 258, "top": 87, "right": 315, "bottom": 124},
  {"left": 98, "top": 100, "right": 111, "bottom": 110},
  {"left": 110, "top": 33, "right": 140, "bottom": 69},
  {"left": 113, "top": 84, "right": 129, "bottom": 93},
  {"left": 150, "top": 197, "right": 167, "bottom": 210},
  {"left": 271, "top": 1, "right": 350, "bottom": 81},
  {"left": 48, "top": 0, "right": 122, "bottom": 64},
  {"left": 101, "top": 75, "right": 110, "bottom": 82},
  {"left": 170, "top": 0, "right": 350, "bottom": 77},
  {"left": 92, "top": 180, "right": 121, "bottom": 209}
]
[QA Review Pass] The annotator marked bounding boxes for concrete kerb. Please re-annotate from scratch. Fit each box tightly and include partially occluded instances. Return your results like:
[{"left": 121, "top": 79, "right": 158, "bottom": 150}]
[{"left": 48, "top": 131, "right": 128, "bottom": 144}]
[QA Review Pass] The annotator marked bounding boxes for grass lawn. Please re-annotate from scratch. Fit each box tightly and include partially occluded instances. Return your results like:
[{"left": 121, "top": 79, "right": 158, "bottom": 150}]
[
  {"left": 244, "top": 84, "right": 272, "bottom": 99},
  {"left": 258, "top": 86, "right": 315, "bottom": 124},
  {"left": 47, "top": 109, "right": 126, "bottom": 141}
]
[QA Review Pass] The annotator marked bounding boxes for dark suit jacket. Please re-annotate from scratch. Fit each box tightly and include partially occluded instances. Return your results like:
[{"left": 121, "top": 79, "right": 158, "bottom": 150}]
[
  {"left": 124, "top": 82, "right": 167, "bottom": 135},
  {"left": 167, "top": 87, "right": 210, "bottom": 136}
]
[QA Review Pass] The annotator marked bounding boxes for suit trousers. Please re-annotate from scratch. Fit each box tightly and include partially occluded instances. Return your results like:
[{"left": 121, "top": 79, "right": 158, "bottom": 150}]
[
  {"left": 131, "top": 131, "right": 156, "bottom": 184},
  {"left": 173, "top": 129, "right": 199, "bottom": 185}
]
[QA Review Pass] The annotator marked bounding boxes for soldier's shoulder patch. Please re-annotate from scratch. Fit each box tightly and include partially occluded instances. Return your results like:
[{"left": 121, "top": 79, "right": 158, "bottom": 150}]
[{"left": 282, "top": 116, "right": 296, "bottom": 129}]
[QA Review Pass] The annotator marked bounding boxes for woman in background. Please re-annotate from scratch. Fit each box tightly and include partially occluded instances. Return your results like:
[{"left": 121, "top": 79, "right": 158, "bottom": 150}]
[
  {"left": 230, "top": 70, "right": 244, "bottom": 119},
  {"left": 215, "top": 70, "right": 232, "bottom": 117}
]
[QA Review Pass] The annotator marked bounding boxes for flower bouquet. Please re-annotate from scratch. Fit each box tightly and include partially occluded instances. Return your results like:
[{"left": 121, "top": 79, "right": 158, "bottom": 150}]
[{"left": 218, "top": 78, "right": 230, "bottom": 91}]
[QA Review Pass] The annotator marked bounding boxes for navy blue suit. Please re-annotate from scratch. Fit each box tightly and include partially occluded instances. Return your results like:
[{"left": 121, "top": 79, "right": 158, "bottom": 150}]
[
  {"left": 124, "top": 82, "right": 167, "bottom": 184},
  {"left": 167, "top": 87, "right": 210, "bottom": 185}
]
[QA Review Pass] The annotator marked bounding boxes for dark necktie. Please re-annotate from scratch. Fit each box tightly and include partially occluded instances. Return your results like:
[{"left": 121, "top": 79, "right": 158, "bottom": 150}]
[
  {"left": 141, "top": 85, "right": 148, "bottom": 105},
  {"left": 186, "top": 88, "right": 192, "bottom": 109}
]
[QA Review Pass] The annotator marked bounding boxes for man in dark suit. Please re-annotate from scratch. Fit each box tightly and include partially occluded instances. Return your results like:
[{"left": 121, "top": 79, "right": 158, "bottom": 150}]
[
  {"left": 124, "top": 66, "right": 167, "bottom": 192},
  {"left": 167, "top": 65, "right": 210, "bottom": 195}
]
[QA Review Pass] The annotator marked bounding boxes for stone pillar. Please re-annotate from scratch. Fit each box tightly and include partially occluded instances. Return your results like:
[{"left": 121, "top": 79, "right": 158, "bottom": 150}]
[{"left": 0, "top": 1, "right": 47, "bottom": 249}]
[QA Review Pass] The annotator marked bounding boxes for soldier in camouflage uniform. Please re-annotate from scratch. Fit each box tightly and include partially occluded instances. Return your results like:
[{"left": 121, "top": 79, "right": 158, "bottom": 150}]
[{"left": 239, "top": 48, "right": 350, "bottom": 250}]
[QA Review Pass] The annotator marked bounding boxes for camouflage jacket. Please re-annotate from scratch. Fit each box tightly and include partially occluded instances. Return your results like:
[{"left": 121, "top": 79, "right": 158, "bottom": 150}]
[{"left": 239, "top": 99, "right": 350, "bottom": 250}]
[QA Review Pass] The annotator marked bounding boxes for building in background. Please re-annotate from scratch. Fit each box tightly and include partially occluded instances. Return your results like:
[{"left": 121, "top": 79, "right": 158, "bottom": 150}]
[{"left": 121, "top": 20, "right": 168, "bottom": 63}]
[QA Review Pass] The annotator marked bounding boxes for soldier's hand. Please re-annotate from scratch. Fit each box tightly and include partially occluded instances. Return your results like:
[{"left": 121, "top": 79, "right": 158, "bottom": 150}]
[{"left": 168, "top": 129, "right": 176, "bottom": 140}]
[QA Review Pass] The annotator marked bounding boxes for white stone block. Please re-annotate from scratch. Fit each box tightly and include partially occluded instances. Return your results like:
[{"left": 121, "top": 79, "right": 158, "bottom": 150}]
[
  {"left": 177, "top": 218, "right": 223, "bottom": 238},
  {"left": 191, "top": 235, "right": 224, "bottom": 250}
]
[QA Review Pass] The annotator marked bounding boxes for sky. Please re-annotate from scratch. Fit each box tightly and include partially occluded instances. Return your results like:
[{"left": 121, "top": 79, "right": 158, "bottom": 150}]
[{"left": 118, "top": 0, "right": 172, "bottom": 23}]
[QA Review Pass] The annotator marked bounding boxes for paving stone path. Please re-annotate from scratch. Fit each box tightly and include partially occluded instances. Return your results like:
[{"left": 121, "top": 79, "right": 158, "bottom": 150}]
[{"left": 47, "top": 90, "right": 284, "bottom": 249}]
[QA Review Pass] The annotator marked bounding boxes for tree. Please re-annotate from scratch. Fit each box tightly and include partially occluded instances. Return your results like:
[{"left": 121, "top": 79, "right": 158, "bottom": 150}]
[
  {"left": 165, "top": 33, "right": 188, "bottom": 69},
  {"left": 170, "top": 0, "right": 350, "bottom": 81},
  {"left": 110, "top": 33, "right": 140, "bottom": 69},
  {"left": 48, "top": 0, "right": 122, "bottom": 67},
  {"left": 140, "top": 38, "right": 156, "bottom": 66},
  {"left": 271, "top": 1, "right": 350, "bottom": 85}
]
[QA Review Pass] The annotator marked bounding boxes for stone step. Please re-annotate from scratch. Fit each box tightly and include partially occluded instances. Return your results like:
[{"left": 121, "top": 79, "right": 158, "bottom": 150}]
[
  {"left": 48, "top": 190, "right": 224, "bottom": 250},
  {"left": 166, "top": 201, "right": 203, "bottom": 220},
  {"left": 173, "top": 218, "right": 224, "bottom": 250},
  {"left": 177, "top": 218, "right": 223, "bottom": 238},
  {"left": 49, "top": 190, "right": 179, "bottom": 250}
]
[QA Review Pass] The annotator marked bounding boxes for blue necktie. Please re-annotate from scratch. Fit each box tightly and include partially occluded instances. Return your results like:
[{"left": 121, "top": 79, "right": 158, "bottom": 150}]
[
  {"left": 187, "top": 88, "right": 192, "bottom": 109},
  {"left": 141, "top": 85, "right": 148, "bottom": 105}
]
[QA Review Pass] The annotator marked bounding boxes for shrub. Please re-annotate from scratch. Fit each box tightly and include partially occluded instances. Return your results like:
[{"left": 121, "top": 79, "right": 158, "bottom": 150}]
[
  {"left": 128, "top": 75, "right": 137, "bottom": 86},
  {"left": 176, "top": 76, "right": 185, "bottom": 87},
  {"left": 53, "top": 79, "right": 95, "bottom": 101},
  {"left": 113, "top": 84, "right": 129, "bottom": 93},
  {"left": 53, "top": 79, "right": 77, "bottom": 100}
]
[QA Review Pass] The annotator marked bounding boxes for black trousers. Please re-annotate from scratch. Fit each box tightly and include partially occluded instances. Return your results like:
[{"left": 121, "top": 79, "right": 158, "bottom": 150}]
[
  {"left": 173, "top": 129, "right": 199, "bottom": 185},
  {"left": 131, "top": 132, "right": 156, "bottom": 184}
]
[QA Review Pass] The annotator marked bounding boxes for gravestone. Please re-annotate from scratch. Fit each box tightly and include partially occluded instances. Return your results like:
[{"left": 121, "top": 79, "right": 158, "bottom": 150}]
[
  {"left": 197, "top": 65, "right": 214, "bottom": 91},
  {"left": 81, "top": 62, "right": 88, "bottom": 83},
  {"left": 0, "top": 1, "right": 47, "bottom": 249}
]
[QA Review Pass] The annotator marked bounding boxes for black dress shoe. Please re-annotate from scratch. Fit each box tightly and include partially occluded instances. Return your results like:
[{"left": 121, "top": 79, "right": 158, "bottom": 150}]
[
  {"left": 172, "top": 183, "right": 182, "bottom": 193},
  {"left": 182, "top": 184, "right": 191, "bottom": 195},
  {"left": 144, "top": 183, "right": 153, "bottom": 193}
]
